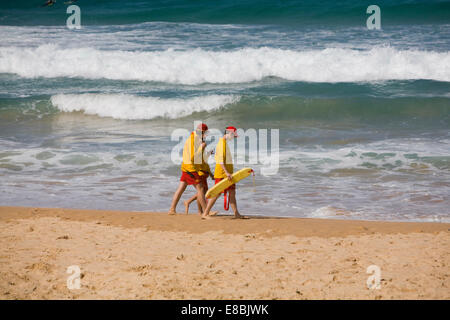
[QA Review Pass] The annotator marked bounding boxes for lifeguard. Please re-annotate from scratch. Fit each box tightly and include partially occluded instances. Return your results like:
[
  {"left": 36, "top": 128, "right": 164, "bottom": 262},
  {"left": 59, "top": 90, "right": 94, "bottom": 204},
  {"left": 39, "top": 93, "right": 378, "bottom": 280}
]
[{"left": 168, "top": 123, "right": 209, "bottom": 215}]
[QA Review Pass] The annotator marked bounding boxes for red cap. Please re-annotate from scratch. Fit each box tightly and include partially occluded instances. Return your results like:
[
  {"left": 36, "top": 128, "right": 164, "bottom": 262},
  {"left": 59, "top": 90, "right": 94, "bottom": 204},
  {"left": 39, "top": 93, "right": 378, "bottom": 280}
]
[
  {"left": 196, "top": 123, "right": 209, "bottom": 132},
  {"left": 226, "top": 126, "right": 238, "bottom": 137}
]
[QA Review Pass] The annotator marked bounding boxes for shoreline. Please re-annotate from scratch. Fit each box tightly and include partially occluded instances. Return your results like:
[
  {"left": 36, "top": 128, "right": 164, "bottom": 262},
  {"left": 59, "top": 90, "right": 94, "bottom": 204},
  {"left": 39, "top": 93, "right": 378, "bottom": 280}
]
[
  {"left": 1, "top": 206, "right": 449, "bottom": 238},
  {"left": 1, "top": 206, "right": 449, "bottom": 299}
]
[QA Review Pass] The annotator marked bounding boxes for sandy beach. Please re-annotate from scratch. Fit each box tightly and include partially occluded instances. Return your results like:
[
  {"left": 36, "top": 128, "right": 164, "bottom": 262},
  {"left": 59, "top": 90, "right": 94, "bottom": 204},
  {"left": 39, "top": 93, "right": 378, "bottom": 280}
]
[{"left": 0, "top": 206, "right": 448, "bottom": 300}]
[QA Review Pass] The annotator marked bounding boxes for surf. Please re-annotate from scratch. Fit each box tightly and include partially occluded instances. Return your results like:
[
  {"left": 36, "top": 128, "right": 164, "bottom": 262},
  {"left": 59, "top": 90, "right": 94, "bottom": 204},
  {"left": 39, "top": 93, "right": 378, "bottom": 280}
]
[
  {"left": 1, "top": 45, "right": 449, "bottom": 84},
  {"left": 50, "top": 93, "right": 239, "bottom": 120}
]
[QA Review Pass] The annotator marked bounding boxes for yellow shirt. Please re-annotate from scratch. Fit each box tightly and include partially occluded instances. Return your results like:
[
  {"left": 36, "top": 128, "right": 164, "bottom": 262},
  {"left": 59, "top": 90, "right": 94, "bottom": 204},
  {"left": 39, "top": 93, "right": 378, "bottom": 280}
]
[
  {"left": 199, "top": 148, "right": 212, "bottom": 177},
  {"left": 181, "top": 131, "right": 203, "bottom": 173},
  {"left": 214, "top": 138, "right": 233, "bottom": 179}
]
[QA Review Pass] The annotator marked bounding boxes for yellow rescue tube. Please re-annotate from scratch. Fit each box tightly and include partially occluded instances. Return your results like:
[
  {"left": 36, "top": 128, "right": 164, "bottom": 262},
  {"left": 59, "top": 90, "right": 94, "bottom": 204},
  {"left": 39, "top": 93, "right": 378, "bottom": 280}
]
[{"left": 205, "top": 167, "right": 253, "bottom": 199}]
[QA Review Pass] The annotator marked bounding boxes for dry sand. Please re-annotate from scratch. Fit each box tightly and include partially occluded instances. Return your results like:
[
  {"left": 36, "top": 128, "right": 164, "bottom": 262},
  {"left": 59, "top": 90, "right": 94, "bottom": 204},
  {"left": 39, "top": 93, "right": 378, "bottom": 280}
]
[{"left": 0, "top": 206, "right": 449, "bottom": 299}]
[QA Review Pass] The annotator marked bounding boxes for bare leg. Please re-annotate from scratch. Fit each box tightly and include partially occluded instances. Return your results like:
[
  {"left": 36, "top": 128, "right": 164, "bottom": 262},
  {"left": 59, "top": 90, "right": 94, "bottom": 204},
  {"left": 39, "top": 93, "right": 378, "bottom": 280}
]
[
  {"left": 201, "top": 195, "right": 219, "bottom": 219},
  {"left": 198, "top": 181, "right": 208, "bottom": 215},
  {"left": 185, "top": 194, "right": 206, "bottom": 215},
  {"left": 197, "top": 201, "right": 202, "bottom": 215},
  {"left": 197, "top": 198, "right": 218, "bottom": 216},
  {"left": 208, "top": 208, "right": 219, "bottom": 216},
  {"left": 186, "top": 190, "right": 217, "bottom": 216},
  {"left": 195, "top": 184, "right": 207, "bottom": 215},
  {"left": 192, "top": 196, "right": 218, "bottom": 216},
  {"left": 197, "top": 182, "right": 217, "bottom": 215},
  {"left": 228, "top": 189, "right": 243, "bottom": 219},
  {"left": 184, "top": 193, "right": 197, "bottom": 214},
  {"left": 168, "top": 181, "right": 187, "bottom": 215}
]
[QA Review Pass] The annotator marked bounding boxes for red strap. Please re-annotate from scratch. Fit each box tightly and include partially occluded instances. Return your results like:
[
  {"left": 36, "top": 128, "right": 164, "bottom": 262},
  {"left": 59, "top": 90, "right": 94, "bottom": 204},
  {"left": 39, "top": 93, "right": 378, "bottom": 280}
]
[{"left": 224, "top": 190, "right": 230, "bottom": 211}]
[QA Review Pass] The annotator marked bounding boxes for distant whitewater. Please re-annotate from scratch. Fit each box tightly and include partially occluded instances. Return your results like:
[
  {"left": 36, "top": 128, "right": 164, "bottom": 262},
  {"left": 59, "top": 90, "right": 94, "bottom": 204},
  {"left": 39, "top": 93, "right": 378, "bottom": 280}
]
[
  {"left": 1, "top": 45, "right": 449, "bottom": 84},
  {"left": 51, "top": 93, "right": 239, "bottom": 120}
]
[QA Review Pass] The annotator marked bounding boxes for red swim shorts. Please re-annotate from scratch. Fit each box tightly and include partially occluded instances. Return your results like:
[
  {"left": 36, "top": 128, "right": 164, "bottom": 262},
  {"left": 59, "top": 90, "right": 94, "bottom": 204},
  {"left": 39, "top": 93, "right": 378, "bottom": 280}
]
[
  {"left": 215, "top": 178, "right": 236, "bottom": 193},
  {"left": 180, "top": 171, "right": 201, "bottom": 185}
]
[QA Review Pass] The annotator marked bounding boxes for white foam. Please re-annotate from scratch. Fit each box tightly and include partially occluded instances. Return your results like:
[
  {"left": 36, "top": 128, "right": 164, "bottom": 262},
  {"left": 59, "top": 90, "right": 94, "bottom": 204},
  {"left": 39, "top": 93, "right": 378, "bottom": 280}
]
[
  {"left": 1, "top": 45, "right": 449, "bottom": 84},
  {"left": 50, "top": 93, "right": 239, "bottom": 119},
  {"left": 309, "top": 206, "right": 363, "bottom": 219},
  {"left": 280, "top": 138, "right": 450, "bottom": 173}
]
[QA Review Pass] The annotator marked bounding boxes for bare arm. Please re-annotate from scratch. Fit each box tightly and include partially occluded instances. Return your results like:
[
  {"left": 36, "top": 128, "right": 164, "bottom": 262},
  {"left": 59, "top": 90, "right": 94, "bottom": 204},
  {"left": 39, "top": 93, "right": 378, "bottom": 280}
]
[{"left": 220, "top": 163, "right": 233, "bottom": 181}]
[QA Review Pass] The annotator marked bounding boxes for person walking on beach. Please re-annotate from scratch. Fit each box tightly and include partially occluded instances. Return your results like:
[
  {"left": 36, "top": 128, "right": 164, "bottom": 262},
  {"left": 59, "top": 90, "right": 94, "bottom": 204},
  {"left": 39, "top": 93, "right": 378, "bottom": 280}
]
[
  {"left": 202, "top": 126, "right": 243, "bottom": 220},
  {"left": 183, "top": 138, "right": 218, "bottom": 216},
  {"left": 168, "top": 123, "right": 209, "bottom": 215}
]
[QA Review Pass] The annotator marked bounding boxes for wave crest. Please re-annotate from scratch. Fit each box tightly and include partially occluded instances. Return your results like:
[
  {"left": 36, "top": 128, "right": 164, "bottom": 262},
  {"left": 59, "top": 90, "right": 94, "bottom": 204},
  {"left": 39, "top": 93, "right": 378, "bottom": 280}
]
[
  {"left": 50, "top": 93, "right": 239, "bottom": 120},
  {"left": 1, "top": 45, "right": 449, "bottom": 84}
]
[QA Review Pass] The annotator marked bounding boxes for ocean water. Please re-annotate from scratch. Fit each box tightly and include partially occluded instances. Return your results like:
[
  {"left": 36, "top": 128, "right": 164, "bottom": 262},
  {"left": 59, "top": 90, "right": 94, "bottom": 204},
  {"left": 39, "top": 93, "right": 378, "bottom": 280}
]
[{"left": 0, "top": 0, "right": 449, "bottom": 222}]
